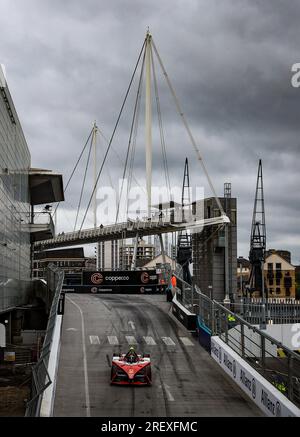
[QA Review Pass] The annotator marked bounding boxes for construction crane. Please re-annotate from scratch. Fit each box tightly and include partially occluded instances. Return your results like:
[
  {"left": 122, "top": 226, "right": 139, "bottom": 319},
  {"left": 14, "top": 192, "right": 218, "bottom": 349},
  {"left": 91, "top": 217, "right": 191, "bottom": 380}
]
[
  {"left": 247, "top": 159, "right": 266, "bottom": 297},
  {"left": 176, "top": 158, "right": 192, "bottom": 284}
]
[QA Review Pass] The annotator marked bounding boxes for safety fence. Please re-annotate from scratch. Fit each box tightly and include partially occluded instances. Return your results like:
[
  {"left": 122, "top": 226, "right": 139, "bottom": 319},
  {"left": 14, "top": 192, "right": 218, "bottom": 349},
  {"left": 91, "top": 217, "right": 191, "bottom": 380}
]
[
  {"left": 174, "top": 273, "right": 300, "bottom": 409},
  {"left": 25, "top": 264, "right": 64, "bottom": 417},
  {"left": 233, "top": 298, "right": 300, "bottom": 325}
]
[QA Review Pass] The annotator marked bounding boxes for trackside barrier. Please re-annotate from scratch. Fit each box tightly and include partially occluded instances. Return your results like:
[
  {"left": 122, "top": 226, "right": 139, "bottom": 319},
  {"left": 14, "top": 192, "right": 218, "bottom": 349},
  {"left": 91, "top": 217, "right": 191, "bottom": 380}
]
[
  {"left": 172, "top": 295, "right": 197, "bottom": 332},
  {"left": 174, "top": 272, "right": 300, "bottom": 411},
  {"left": 25, "top": 265, "right": 64, "bottom": 417},
  {"left": 39, "top": 315, "right": 62, "bottom": 416},
  {"left": 211, "top": 336, "right": 300, "bottom": 417}
]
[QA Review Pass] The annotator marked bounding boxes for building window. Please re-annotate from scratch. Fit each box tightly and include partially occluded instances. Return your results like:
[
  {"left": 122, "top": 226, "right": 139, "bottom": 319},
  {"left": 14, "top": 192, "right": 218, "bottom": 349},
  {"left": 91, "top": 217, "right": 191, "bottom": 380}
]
[
  {"left": 269, "top": 288, "right": 274, "bottom": 294},
  {"left": 286, "top": 288, "right": 291, "bottom": 297},
  {"left": 231, "top": 210, "right": 237, "bottom": 225},
  {"left": 269, "top": 279, "right": 273, "bottom": 286},
  {"left": 276, "top": 288, "right": 281, "bottom": 294},
  {"left": 276, "top": 263, "right": 281, "bottom": 270},
  {"left": 268, "top": 263, "right": 273, "bottom": 270},
  {"left": 276, "top": 278, "right": 281, "bottom": 286}
]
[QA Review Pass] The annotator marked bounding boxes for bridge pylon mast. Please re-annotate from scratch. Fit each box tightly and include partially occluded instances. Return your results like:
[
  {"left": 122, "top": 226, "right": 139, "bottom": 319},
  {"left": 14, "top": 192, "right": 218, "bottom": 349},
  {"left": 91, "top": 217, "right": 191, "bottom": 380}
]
[{"left": 145, "top": 30, "right": 152, "bottom": 219}]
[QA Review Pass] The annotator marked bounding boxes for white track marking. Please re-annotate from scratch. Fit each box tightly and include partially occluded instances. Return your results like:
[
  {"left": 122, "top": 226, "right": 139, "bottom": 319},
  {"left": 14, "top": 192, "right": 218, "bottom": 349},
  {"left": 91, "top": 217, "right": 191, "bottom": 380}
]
[
  {"left": 107, "top": 336, "right": 119, "bottom": 345},
  {"left": 125, "top": 335, "right": 138, "bottom": 345},
  {"left": 66, "top": 328, "right": 78, "bottom": 332},
  {"left": 128, "top": 321, "right": 135, "bottom": 330},
  {"left": 164, "top": 383, "right": 175, "bottom": 401},
  {"left": 179, "top": 337, "right": 194, "bottom": 346},
  {"left": 66, "top": 296, "right": 90, "bottom": 417},
  {"left": 143, "top": 336, "right": 156, "bottom": 345},
  {"left": 89, "top": 335, "right": 100, "bottom": 345},
  {"left": 161, "top": 337, "right": 176, "bottom": 346}
]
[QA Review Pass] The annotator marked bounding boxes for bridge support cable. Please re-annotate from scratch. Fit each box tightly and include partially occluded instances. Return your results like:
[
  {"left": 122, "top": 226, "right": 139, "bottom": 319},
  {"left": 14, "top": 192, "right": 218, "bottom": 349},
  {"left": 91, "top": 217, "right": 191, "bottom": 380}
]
[
  {"left": 115, "top": 48, "right": 146, "bottom": 224},
  {"left": 150, "top": 44, "right": 171, "bottom": 199},
  {"left": 73, "top": 129, "right": 94, "bottom": 231},
  {"left": 79, "top": 38, "right": 147, "bottom": 231},
  {"left": 53, "top": 126, "right": 94, "bottom": 216},
  {"left": 126, "top": 71, "right": 144, "bottom": 217},
  {"left": 97, "top": 129, "right": 146, "bottom": 196},
  {"left": 130, "top": 233, "right": 139, "bottom": 270},
  {"left": 151, "top": 39, "right": 225, "bottom": 217}
]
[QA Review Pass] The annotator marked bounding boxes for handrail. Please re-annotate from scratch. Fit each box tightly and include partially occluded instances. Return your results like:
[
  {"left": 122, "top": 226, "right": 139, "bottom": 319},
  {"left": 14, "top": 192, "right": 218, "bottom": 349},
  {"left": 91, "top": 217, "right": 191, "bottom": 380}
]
[{"left": 175, "top": 269, "right": 300, "bottom": 407}]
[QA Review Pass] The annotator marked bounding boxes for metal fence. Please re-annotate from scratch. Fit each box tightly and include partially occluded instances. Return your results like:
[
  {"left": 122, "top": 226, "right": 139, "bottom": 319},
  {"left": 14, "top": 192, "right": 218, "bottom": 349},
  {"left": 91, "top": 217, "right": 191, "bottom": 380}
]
[
  {"left": 25, "top": 264, "right": 64, "bottom": 417},
  {"left": 233, "top": 298, "right": 300, "bottom": 325},
  {"left": 213, "top": 302, "right": 300, "bottom": 407},
  {"left": 175, "top": 274, "right": 300, "bottom": 408}
]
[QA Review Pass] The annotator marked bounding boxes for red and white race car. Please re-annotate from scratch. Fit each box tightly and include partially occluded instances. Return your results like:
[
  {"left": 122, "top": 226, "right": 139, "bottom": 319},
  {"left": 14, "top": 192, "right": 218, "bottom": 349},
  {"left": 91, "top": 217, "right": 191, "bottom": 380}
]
[{"left": 110, "top": 347, "right": 152, "bottom": 386}]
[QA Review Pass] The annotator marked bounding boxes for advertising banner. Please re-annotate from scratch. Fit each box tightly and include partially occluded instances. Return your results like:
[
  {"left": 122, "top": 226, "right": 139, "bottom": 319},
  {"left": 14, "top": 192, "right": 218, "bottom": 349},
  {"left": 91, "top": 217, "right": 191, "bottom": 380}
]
[
  {"left": 63, "top": 270, "right": 166, "bottom": 294},
  {"left": 211, "top": 336, "right": 300, "bottom": 417}
]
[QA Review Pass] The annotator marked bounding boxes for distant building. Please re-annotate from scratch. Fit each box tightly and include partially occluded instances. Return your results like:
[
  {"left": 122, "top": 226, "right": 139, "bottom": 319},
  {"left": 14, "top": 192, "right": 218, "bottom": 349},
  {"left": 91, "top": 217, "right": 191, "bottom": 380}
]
[
  {"left": 143, "top": 253, "right": 176, "bottom": 270},
  {"left": 295, "top": 266, "right": 300, "bottom": 300},
  {"left": 98, "top": 240, "right": 119, "bottom": 270},
  {"left": 119, "top": 239, "right": 155, "bottom": 270},
  {"left": 192, "top": 196, "right": 237, "bottom": 302},
  {"left": 265, "top": 249, "right": 291, "bottom": 264},
  {"left": 237, "top": 257, "right": 251, "bottom": 296},
  {"left": 264, "top": 251, "right": 296, "bottom": 299},
  {"left": 33, "top": 248, "right": 96, "bottom": 278}
]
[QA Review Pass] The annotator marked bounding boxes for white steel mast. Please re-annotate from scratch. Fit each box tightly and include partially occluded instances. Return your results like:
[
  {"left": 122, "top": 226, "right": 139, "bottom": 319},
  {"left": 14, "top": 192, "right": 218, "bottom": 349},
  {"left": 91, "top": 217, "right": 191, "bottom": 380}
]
[
  {"left": 92, "top": 121, "right": 100, "bottom": 269},
  {"left": 145, "top": 30, "right": 152, "bottom": 219}
]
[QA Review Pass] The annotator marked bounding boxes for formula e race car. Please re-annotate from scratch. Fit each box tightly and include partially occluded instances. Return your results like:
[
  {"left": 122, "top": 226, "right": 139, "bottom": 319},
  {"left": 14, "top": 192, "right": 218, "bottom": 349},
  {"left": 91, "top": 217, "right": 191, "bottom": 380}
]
[{"left": 110, "top": 347, "right": 152, "bottom": 385}]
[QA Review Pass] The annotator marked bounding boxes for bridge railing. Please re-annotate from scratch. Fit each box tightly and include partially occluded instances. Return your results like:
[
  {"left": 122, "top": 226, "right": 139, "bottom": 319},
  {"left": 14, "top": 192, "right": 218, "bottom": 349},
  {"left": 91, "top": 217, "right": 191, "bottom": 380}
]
[
  {"left": 25, "top": 264, "right": 64, "bottom": 417},
  {"left": 214, "top": 303, "right": 300, "bottom": 407},
  {"left": 233, "top": 298, "right": 300, "bottom": 325},
  {"left": 174, "top": 274, "right": 300, "bottom": 408}
]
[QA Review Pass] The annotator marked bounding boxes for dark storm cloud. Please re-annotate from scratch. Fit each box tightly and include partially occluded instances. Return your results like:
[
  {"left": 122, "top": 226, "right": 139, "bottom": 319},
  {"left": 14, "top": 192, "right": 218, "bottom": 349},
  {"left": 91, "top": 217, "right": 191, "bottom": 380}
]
[{"left": 0, "top": 0, "right": 299, "bottom": 262}]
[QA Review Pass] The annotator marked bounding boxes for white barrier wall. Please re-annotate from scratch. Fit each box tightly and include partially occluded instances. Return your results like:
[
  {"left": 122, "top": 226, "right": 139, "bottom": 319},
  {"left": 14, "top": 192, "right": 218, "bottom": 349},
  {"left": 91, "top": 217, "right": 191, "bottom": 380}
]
[
  {"left": 40, "top": 315, "right": 63, "bottom": 417},
  {"left": 211, "top": 336, "right": 300, "bottom": 417}
]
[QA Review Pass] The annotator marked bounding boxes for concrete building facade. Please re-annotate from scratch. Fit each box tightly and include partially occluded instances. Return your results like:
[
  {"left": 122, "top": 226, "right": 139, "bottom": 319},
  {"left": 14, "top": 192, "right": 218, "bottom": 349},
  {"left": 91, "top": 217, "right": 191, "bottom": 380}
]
[
  {"left": 192, "top": 196, "right": 237, "bottom": 302},
  {"left": 0, "top": 72, "right": 32, "bottom": 312},
  {"left": 0, "top": 66, "right": 64, "bottom": 347},
  {"left": 119, "top": 239, "right": 155, "bottom": 270},
  {"left": 264, "top": 251, "right": 296, "bottom": 299},
  {"left": 33, "top": 248, "right": 96, "bottom": 278},
  {"left": 98, "top": 240, "right": 119, "bottom": 270}
]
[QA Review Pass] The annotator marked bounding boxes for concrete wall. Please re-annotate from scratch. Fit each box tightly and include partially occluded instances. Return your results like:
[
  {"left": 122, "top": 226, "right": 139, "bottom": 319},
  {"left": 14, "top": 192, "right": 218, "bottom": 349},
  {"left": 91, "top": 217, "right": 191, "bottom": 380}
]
[{"left": 192, "top": 197, "right": 237, "bottom": 302}]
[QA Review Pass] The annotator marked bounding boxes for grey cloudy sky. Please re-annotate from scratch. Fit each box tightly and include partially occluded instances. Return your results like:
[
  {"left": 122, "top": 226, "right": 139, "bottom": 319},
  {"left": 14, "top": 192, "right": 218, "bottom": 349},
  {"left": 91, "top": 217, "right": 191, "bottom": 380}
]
[{"left": 0, "top": 0, "right": 299, "bottom": 263}]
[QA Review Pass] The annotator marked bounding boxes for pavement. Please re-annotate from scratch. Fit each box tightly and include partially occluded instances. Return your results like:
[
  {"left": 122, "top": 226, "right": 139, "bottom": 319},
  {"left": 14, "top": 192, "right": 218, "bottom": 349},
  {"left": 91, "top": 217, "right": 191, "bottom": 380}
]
[{"left": 53, "top": 293, "right": 263, "bottom": 417}]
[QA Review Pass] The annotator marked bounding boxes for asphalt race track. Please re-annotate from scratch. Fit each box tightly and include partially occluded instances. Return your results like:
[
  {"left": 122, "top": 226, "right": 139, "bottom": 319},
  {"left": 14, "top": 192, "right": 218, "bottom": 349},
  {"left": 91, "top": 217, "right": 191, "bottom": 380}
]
[{"left": 53, "top": 294, "right": 263, "bottom": 417}]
